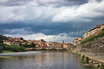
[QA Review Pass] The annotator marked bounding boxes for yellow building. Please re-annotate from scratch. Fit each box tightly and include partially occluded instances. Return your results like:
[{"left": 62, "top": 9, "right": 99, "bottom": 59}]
[
  {"left": 35, "top": 44, "right": 39, "bottom": 48},
  {"left": 27, "top": 42, "right": 31, "bottom": 45},
  {"left": 55, "top": 43, "right": 62, "bottom": 48},
  {"left": 33, "top": 41, "right": 38, "bottom": 44},
  {"left": 63, "top": 42, "right": 73, "bottom": 48},
  {"left": 20, "top": 40, "right": 23, "bottom": 42},
  {"left": 78, "top": 38, "right": 82, "bottom": 41},
  {"left": 73, "top": 38, "right": 82, "bottom": 46},
  {"left": 3, "top": 41, "right": 12, "bottom": 45}
]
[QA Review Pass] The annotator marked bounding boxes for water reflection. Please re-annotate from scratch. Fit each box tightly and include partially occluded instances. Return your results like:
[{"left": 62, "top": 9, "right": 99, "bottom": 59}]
[{"left": 0, "top": 51, "right": 94, "bottom": 69}]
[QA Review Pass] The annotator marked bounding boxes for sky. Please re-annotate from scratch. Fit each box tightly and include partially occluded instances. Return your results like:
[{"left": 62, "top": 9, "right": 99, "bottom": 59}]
[{"left": 0, "top": 0, "right": 104, "bottom": 43}]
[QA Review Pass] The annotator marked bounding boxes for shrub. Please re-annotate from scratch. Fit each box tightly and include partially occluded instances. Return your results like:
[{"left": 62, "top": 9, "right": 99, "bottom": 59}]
[
  {"left": 82, "top": 55, "right": 85, "bottom": 60},
  {"left": 101, "top": 64, "right": 104, "bottom": 69},
  {"left": 0, "top": 46, "right": 3, "bottom": 53},
  {"left": 86, "top": 57, "right": 89, "bottom": 63}
]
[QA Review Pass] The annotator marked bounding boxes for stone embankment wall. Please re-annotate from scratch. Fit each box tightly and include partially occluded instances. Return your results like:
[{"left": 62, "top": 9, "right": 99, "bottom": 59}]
[
  {"left": 80, "top": 36, "right": 104, "bottom": 55},
  {"left": 72, "top": 37, "right": 104, "bottom": 67}
]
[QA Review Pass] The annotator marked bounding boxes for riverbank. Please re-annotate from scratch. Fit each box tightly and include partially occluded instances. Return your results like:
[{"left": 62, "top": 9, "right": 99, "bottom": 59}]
[
  {"left": 71, "top": 50, "right": 104, "bottom": 69},
  {"left": 2, "top": 51, "right": 15, "bottom": 53}
]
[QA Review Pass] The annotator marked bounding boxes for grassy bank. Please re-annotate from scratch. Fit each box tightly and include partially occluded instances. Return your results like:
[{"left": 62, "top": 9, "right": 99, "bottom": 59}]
[
  {"left": 68, "top": 50, "right": 72, "bottom": 53},
  {"left": 96, "top": 64, "right": 104, "bottom": 69},
  {"left": 2, "top": 51, "right": 15, "bottom": 53}
]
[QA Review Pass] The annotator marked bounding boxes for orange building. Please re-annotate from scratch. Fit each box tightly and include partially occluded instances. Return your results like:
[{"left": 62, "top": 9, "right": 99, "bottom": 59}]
[
  {"left": 38, "top": 42, "right": 47, "bottom": 48},
  {"left": 63, "top": 42, "right": 72, "bottom": 48}
]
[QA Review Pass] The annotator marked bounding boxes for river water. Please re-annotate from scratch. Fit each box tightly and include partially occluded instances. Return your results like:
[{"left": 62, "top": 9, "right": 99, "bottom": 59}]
[{"left": 0, "top": 51, "right": 95, "bottom": 69}]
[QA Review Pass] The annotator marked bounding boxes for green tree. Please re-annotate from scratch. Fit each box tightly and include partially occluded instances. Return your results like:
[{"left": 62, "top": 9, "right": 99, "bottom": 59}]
[
  {"left": 32, "top": 42, "right": 35, "bottom": 47},
  {"left": 41, "top": 39, "right": 46, "bottom": 42},
  {"left": 0, "top": 46, "right": 3, "bottom": 53},
  {"left": 0, "top": 35, "right": 3, "bottom": 43},
  {"left": 20, "top": 37, "right": 23, "bottom": 40}
]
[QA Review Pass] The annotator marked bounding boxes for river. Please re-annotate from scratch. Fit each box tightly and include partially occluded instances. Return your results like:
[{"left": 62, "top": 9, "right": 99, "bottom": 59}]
[{"left": 0, "top": 51, "right": 95, "bottom": 69}]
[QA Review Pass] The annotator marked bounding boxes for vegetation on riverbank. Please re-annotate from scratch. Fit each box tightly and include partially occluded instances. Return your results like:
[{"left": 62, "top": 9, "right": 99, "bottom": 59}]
[
  {"left": 0, "top": 43, "right": 28, "bottom": 53},
  {"left": 82, "top": 55, "right": 85, "bottom": 60},
  {"left": 68, "top": 50, "right": 72, "bottom": 53},
  {"left": 96, "top": 64, "right": 104, "bottom": 69},
  {"left": 81, "top": 30, "right": 104, "bottom": 44},
  {"left": 2, "top": 51, "right": 15, "bottom": 53}
]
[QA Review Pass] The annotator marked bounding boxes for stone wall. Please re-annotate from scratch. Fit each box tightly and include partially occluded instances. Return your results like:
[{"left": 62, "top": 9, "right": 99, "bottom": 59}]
[{"left": 80, "top": 36, "right": 104, "bottom": 55}]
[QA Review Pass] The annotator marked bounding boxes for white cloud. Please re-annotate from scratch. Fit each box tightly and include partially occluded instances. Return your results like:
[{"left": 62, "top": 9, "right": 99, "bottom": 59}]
[
  {"left": 4, "top": 33, "right": 76, "bottom": 43},
  {"left": 52, "top": 0, "right": 104, "bottom": 22},
  {"left": 0, "top": 0, "right": 7, "bottom": 3},
  {"left": 0, "top": 0, "right": 104, "bottom": 24},
  {"left": 0, "top": 6, "right": 26, "bottom": 23}
]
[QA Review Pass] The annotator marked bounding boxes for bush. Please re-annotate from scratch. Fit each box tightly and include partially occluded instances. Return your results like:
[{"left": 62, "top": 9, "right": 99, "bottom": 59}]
[
  {"left": 86, "top": 57, "right": 89, "bottom": 63},
  {"left": 101, "top": 64, "right": 104, "bottom": 69},
  {"left": 0, "top": 46, "right": 3, "bottom": 53},
  {"left": 82, "top": 55, "right": 85, "bottom": 60}
]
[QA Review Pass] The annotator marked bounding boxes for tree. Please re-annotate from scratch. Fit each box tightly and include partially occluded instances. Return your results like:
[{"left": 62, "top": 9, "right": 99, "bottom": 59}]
[
  {"left": 20, "top": 37, "right": 23, "bottom": 40},
  {"left": 32, "top": 42, "right": 35, "bottom": 47},
  {"left": 41, "top": 39, "right": 46, "bottom": 42},
  {"left": 0, "top": 46, "right": 2, "bottom": 53},
  {"left": 0, "top": 35, "right": 3, "bottom": 43}
]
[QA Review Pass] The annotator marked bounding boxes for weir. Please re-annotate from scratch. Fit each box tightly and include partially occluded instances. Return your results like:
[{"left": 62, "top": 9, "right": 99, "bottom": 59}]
[{"left": 26, "top": 47, "right": 70, "bottom": 51}]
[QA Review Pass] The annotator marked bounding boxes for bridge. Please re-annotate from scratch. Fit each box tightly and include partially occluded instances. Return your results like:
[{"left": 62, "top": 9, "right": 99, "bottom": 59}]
[{"left": 26, "top": 47, "right": 71, "bottom": 51}]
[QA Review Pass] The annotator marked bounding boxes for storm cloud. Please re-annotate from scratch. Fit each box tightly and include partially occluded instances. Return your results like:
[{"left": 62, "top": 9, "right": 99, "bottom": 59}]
[{"left": 0, "top": 0, "right": 104, "bottom": 43}]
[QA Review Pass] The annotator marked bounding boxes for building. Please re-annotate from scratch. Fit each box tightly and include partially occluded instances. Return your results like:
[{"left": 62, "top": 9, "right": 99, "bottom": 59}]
[
  {"left": 38, "top": 42, "right": 47, "bottom": 48},
  {"left": 54, "top": 42, "right": 62, "bottom": 48},
  {"left": 83, "top": 24, "right": 104, "bottom": 40},
  {"left": 35, "top": 44, "right": 40, "bottom": 48},
  {"left": 51, "top": 42, "right": 56, "bottom": 48},
  {"left": 63, "top": 42, "right": 73, "bottom": 48},
  {"left": 3, "top": 40, "right": 12, "bottom": 45},
  {"left": 73, "top": 38, "right": 82, "bottom": 46},
  {"left": 8, "top": 37, "right": 20, "bottom": 41},
  {"left": 46, "top": 41, "right": 56, "bottom": 48}
]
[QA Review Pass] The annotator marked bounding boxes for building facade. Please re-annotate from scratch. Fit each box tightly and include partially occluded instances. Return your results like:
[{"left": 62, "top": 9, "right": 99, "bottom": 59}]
[{"left": 83, "top": 24, "right": 104, "bottom": 40}]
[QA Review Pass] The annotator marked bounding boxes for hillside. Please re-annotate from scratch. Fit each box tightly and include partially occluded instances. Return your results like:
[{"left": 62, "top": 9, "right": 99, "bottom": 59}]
[{"left": 72, "top": 36, "right": 104, "bottom": 56}]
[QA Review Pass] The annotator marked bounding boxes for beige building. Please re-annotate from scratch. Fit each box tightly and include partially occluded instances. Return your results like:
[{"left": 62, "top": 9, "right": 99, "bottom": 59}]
[
  {"left": 35, "top": 44, "right": 40, "bottom": 48},
  {"left": 54, "top": 42, "right": 62, "bottom": 48},
  {"left": 63, "top": 42, "right": 73, "bottom": 48},
  {"left": 3, "top": 40, "right": 12, "bottom": 45},
  {"left": 83, "top": 24, "right": 104, "bottom": 40},
  {"left": 46, "top": 41, "right": 55, "bottom": 48},
  {"left": 73, "top": 38, "right": 82, "bottom": 46}
]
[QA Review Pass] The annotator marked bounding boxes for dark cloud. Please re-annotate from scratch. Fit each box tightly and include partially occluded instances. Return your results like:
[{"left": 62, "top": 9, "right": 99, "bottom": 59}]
[
  {"left": 0, "top": 0, "right": 33, "bottom": 6},
  {"left": 0, "top": 0, "right": 88, "bottom": 7},
  {"left": 1, "top": 19, "right": 104, "bottom": 37},
  {"left": 36, "top": 0, "right": 88, "bottom": 7}
]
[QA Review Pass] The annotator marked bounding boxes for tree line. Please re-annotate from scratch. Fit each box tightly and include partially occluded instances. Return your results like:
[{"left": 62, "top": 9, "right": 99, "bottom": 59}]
[
  {"left": 0, "top": 43, "right": 28, "bottom": 53},
  {"left": 0, "top": 35, "right": 28, "bottom": 53}
]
